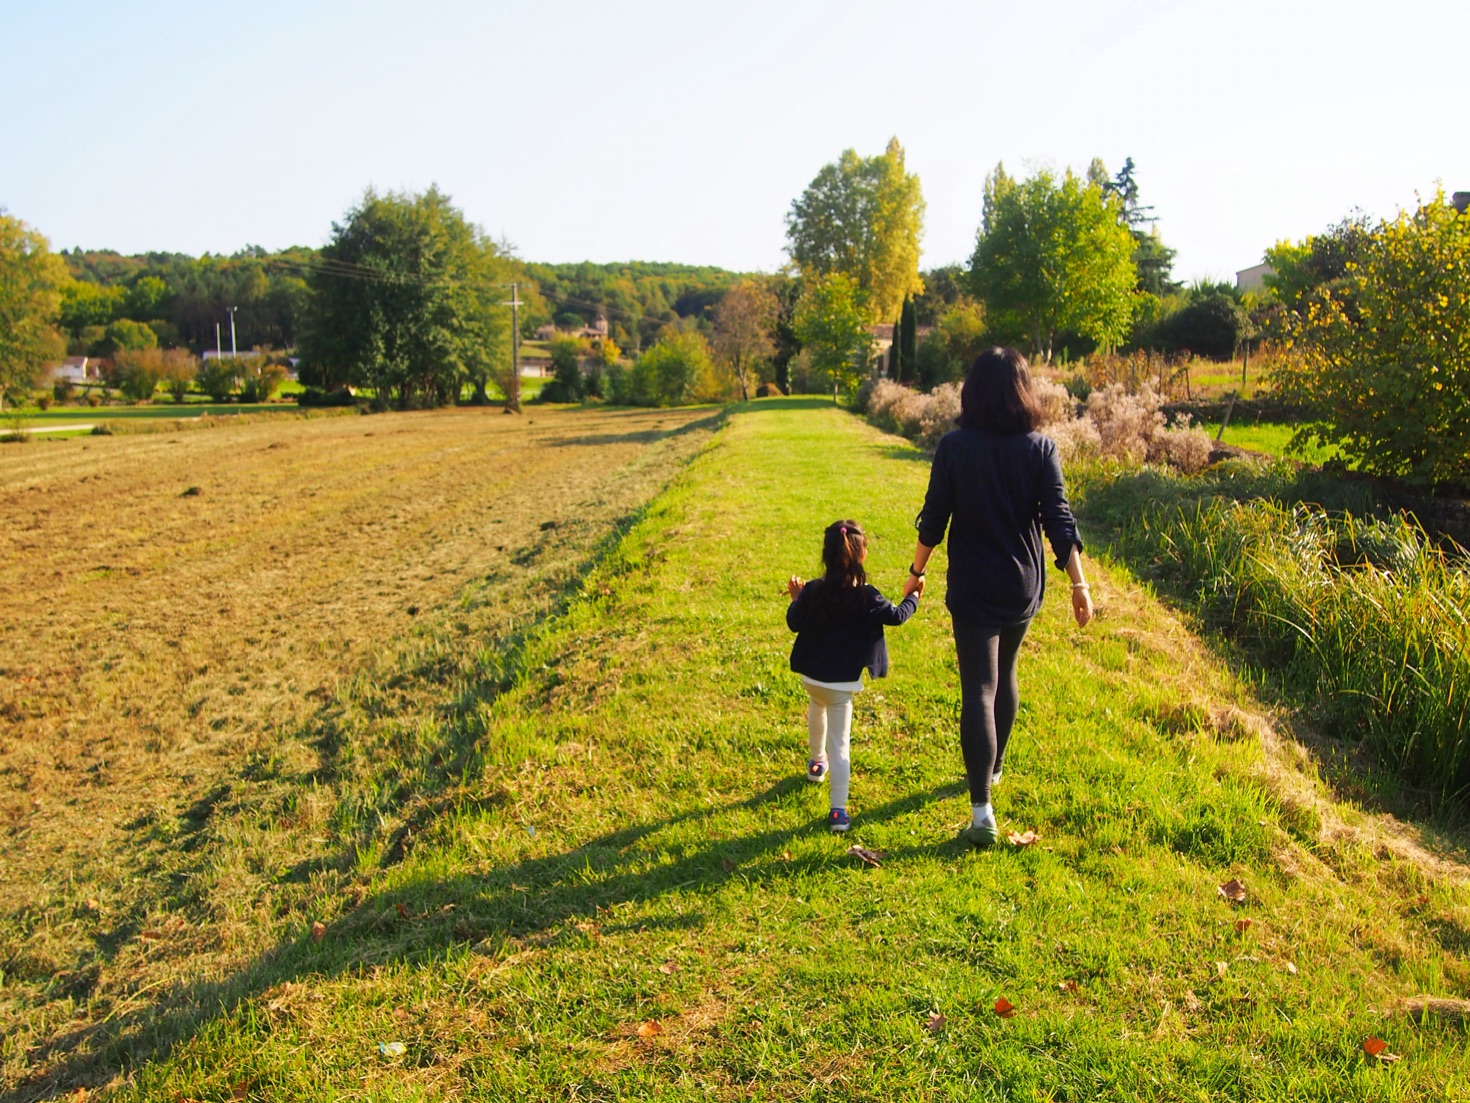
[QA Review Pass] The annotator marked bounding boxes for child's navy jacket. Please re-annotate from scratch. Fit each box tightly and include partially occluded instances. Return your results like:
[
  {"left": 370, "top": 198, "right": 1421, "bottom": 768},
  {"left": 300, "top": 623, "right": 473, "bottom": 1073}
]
[{"left": 786, "top": 580, "right": 919, "bottom": 683}]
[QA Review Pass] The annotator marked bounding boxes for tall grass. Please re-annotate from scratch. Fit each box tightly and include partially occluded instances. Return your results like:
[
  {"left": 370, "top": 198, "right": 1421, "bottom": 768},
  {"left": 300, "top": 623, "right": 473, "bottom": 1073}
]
[{"left": 1112, "top": 488, "right": 1470, "bottom": 799}]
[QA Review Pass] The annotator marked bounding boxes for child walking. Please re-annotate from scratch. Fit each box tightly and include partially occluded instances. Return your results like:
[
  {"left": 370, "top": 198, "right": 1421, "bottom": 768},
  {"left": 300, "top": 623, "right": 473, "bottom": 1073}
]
[{"left": 786, "top": 519, "right": 923, "bottom": 832}]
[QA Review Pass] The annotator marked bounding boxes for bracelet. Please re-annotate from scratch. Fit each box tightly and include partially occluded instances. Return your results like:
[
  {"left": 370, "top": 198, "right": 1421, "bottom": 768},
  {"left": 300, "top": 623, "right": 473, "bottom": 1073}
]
[
  {"left": 909, "top": 564, "right": 925, "bottom": 578},
  {"left": 1071, "top": 582, "right": 1090, "bottom": 589}
]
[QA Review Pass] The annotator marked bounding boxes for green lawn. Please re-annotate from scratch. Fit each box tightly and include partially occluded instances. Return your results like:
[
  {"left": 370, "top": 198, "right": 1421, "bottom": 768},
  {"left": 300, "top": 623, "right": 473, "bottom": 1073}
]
[
  {"left": 51, "top": 400, "right": 1470, "bottom": 1099},
  {"left": 11, "top": 401, "right": 300, "bottom": 422},
  {"left": 1211, "top": 419, "right": 1343, "bottom": 464}
]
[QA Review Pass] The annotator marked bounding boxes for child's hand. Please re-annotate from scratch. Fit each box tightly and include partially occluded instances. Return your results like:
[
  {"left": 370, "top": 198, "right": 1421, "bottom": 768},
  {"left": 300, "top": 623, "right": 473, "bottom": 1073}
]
[{"left": 786, "top": 575, "right": 805, "bottom": 600}]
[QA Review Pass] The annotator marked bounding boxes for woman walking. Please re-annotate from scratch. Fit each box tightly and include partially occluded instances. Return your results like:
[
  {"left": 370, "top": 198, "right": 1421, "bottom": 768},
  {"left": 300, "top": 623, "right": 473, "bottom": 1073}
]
[{"left": 903, "top": 347, "right": 1093, "bottom": 847}]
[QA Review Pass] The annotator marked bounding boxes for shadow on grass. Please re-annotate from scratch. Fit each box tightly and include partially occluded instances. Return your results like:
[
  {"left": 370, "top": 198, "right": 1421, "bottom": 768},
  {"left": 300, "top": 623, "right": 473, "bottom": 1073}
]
[
  {"left": 547, "top": 409, "right": 727, "bottom": 449},
  {"left": 14, "top": 777, "right": 966, "bottom": 1099}
]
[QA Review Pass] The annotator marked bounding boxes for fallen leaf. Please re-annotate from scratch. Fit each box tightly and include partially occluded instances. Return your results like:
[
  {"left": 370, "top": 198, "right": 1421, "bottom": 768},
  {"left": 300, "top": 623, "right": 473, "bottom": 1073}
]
[
  {"left": 781, "top": 851, "right": 792, "bottom": 862},
  {"left": 722, "top": 858, "right": 736, "bottom": 874},
  {"left": 924, "top": 1012, "right": 946, "bottom": 1033},
  {"left": 845, "top": 845, "right": 885, "bottom": 867},
  {"left": 1058, "top": 980, "right": 1079, "bottom": 994},
  {"left": 83, "top": 898, "right": 100, "bottom": 912},
  {"left": 1234, "top": 918, "right": 1254, "bottom": 933},
  {"left": 636, "top": 1020, "right": 663, "bottom": 1039},
  {"left": 394, "top": 903, "right": 409, "bottom": 919},
  {"left": 1005, "top": 830, "right": 1041, "bottom": 847},
  {"left": 310, "top": 921, "right": 326, "bottom": 941},
  {"left": 1362, "top": 1036, "right": 1400, "bottom": 1061},
  {"left": 1217, "top": 878, "right": 1247, "bottom": 903},
  {"left": 993, "top": 997, "right": 1016, "bottom": 1018},
  {"left": 1285, "top": 962, "right": 1298, "bottom": 975},
  {"left": 1215, "top": 961, "right": 1229, "bottom": 978},
  {"left": 230, "top": 1081, "right": 249, "bottom": 1100},
  {"left": 139, "top": 929, "right": 165, "bottom": 941},
  {"left": 659, "top": 962, "right": 680, "bottom": 975}
]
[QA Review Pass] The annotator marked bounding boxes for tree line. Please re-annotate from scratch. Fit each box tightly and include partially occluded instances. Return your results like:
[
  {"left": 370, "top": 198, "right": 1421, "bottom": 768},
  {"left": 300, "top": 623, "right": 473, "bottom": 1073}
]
[{"left": 3, "top": 161, "right": 1466, "bottom": 484}]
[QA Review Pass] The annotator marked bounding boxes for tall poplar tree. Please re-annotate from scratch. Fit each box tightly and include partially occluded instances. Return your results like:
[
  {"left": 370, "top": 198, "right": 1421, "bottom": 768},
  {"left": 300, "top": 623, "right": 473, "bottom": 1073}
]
[{"left": 785, "top": 138, "right": 925, "bottom": 324}]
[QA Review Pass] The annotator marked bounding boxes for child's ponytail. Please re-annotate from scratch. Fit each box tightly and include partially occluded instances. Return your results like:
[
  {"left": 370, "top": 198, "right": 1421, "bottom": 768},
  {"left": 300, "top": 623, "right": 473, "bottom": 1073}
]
[{"left": 808, "top": 519, "right": 867, "bottom": 618}]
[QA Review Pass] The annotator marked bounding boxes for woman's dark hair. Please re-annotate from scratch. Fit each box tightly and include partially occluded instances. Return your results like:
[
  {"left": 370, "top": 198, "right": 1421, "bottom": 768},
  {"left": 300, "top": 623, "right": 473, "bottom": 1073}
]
[
  {"left": 956, "top": 346, "right": 1046, "bottom": 434},
  {"left": 807, "top": 519, "right": 867, "bottom": 618}
]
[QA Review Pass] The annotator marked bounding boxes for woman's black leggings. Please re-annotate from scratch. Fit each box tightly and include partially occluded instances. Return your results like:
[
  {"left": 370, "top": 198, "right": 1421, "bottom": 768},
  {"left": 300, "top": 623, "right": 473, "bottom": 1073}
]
[{"left": 952, "top": 617, "right": 1031, "bottom": 806}]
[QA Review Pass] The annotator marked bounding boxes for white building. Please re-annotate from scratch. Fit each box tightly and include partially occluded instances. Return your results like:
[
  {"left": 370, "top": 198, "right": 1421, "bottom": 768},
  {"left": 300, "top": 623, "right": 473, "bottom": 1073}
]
[
  {"left": 1235, "top": 263, "right": 1275, "bottom": 294},
  {"left": 48, "top": 357, "right": 96, "bottom": 383}
]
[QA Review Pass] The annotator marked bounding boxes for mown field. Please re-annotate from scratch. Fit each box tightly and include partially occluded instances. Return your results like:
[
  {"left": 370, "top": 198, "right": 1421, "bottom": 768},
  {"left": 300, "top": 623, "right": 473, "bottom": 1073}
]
[
  {"left": 0, "top": 403, "right": 722, "bottom": 1098},
  {"left": 3, "top": 399, "right": 1468, "bottom": 1101}
]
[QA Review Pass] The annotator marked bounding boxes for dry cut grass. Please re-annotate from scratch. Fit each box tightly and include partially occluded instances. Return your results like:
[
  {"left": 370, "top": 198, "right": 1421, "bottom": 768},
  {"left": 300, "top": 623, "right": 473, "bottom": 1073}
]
[{"left": 0, "top": 403, "right": 721, "bottom": 1096}]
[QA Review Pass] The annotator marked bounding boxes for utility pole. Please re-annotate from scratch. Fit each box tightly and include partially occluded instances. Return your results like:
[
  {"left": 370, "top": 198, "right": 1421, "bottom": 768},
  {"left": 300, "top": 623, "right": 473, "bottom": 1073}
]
[
  {"left": 228, "top": 305, "right": 238, "bottom": 357},
  {"left": 501, "top": 283, "right": 523, "bottom": 414},
  {"left": 215, "top": 321, "right": 222, "bottom": 360}
]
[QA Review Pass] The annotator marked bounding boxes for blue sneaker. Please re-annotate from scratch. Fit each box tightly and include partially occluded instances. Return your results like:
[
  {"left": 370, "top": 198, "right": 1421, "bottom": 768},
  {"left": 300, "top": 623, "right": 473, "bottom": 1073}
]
[
  {"left": 806, "top": 759, "right": 828, "bottom": 784},
  {"left": 828, "top": 808, "right": 851, "bottom": 832}
]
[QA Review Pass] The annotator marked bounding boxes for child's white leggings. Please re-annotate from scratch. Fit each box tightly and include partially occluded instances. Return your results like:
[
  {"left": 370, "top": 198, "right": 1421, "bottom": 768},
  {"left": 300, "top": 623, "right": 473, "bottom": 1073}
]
[{"left": 805, "top": 683, "right": 854, "bottom": 808}]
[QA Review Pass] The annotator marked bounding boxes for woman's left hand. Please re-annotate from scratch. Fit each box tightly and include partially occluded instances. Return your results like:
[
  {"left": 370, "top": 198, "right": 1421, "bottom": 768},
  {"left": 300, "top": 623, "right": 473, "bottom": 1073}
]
[{"left": 1071, "top": 585, "right": 1094, "bottom": 627}]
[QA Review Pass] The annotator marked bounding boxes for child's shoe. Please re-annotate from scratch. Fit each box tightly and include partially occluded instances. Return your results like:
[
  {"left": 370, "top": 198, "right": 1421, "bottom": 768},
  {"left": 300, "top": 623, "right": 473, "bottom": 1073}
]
[
  {"left": 806, "top": 759, "right": 828, "bottom": 784},
  {"left": 828, "top": 808, "right": 851, "bottom": 832}
]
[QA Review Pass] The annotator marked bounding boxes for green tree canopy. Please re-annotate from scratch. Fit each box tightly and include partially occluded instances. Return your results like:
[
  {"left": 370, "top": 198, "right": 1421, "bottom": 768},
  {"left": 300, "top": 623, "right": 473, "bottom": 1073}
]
[
  {"left": 298, "top": 186, "right": 515, "bottom": 408},
  {"left": 0, "top": 211, "right": 66, "bottom": 406},
  {"left": 791, "top": 273, "right": 872, "bottom": 397},
  {"left": 969, "top": 164, "right": 1137, "bottom": 361},
  {"left": 786, "top": 138, "right": 925, "bottom": 324},
  {"left": 1273, "top": 193, "right": 1470, "bottom": 486}
]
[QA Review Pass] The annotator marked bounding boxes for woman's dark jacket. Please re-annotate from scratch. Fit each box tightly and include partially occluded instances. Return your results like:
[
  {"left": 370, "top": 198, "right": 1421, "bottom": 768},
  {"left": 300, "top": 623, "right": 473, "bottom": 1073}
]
[
  {"left": 916, "top": 427, "right": 1082, "bottom": 627},
  {"left": 787, "top": 581, "right": 918, "bottom": 683}
]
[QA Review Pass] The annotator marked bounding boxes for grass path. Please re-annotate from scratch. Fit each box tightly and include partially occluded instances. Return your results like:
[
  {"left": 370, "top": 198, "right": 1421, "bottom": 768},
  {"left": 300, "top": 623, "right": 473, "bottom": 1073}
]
[{"left": 28, "top": 400, "right": 1470, "bottom": 1100}]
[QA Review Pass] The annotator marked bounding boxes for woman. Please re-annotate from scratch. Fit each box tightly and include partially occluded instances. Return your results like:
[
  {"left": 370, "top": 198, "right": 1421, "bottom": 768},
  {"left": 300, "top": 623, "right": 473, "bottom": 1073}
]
[{"left": 903, "top": 347, "right": 1093, "bottom": 847}]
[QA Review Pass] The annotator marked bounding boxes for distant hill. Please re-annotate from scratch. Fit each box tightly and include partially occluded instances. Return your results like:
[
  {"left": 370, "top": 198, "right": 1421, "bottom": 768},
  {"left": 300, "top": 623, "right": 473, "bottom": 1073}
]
[{"left": 527, "top": 260, "right": 749, "bottom": 349}]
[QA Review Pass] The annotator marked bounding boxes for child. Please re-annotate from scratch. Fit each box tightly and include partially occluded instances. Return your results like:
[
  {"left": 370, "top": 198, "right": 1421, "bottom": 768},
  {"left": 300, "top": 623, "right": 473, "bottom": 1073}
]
[{"left": 786, "top": 519, "right": 922, "bottom": 832}]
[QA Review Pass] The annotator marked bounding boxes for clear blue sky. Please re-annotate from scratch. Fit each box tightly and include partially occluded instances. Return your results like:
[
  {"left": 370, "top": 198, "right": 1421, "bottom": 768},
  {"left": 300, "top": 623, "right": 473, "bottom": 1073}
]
[{"left": 3, "top": 0, "right": 1466, "bottom": 282}]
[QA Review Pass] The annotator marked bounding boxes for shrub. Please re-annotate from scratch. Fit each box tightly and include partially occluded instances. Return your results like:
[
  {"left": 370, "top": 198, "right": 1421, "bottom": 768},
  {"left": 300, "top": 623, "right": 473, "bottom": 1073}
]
[
  {"left": 1086, "top": 383, "right": 1164, "bottom": 463},
  {"left": 36, "top": 395, "right": 51, "bottom": 410},
  {"left": 239, "top": 360, "right": 288, "bottom": 402},
  {"left": 1032, "top": 377, "right": 1075, "bottom": 427},
  {"left": 917, "top": 383, "right": 961, "bottom": 449},
  {"left": 196, "top": 358, "right": 241, "bottom": 402},
  {"left": 114, "top": 347, "right": 162, "bottom": 401},
  {"left": 1273, "top": 192, "right": 1470, "bottom": 486},
  {"left": 755, "top": 381, "right": 784, "bottom": 398},
  {"left": 53, "top": 378, "right": 75, "bottom": 404},
  {"left": 1150, "top": 424, "right": 1214, "bottom": 474},
  {"left": 625, "top": 330, "right": 716, "bottom": 407},
  {"left": 1046, "top": 414, "right": 1103, "bottom": 462}
]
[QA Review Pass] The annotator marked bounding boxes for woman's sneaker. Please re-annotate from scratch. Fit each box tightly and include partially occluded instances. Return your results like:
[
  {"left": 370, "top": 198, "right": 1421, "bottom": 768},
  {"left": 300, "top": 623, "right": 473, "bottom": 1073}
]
[
  {"left": 828, "top": 808, "right": 851, "bottom": 832},
  {"left": 806, "top": 760, "right": 828, "bottom": 784},
  {"left": 962, "top": 821, "right": 999, "bottom": 848}
]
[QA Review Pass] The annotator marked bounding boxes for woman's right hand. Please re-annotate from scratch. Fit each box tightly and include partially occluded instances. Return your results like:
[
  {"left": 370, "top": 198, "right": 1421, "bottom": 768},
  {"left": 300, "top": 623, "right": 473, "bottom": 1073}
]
[
  {"left": 1071, "top": 585, "right": 1094, "bottom": 627},
  {"left": 787, "top": 575, "right": 805, "bottom": 600}
]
